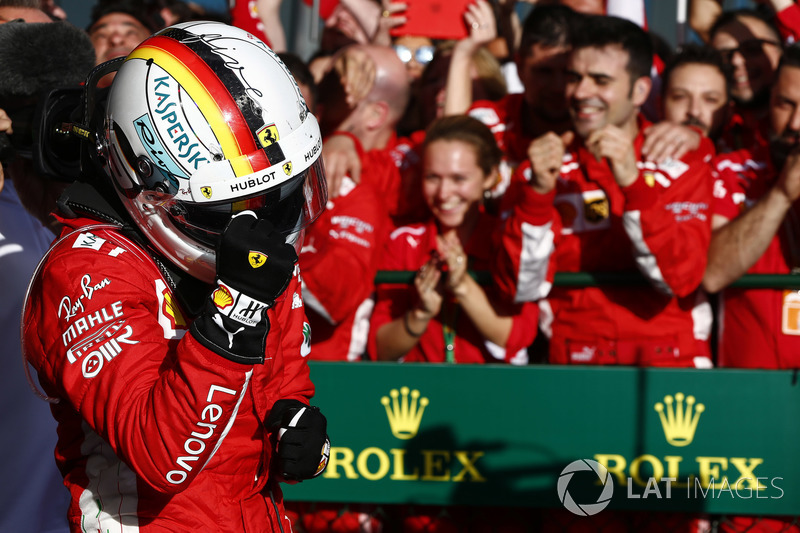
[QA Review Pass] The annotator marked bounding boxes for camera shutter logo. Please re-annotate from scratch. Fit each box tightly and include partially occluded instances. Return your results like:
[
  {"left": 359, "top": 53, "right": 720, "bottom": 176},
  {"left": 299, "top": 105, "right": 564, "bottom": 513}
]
[{"left": 557, "top": 459, "right": 614, "bottom": 516}]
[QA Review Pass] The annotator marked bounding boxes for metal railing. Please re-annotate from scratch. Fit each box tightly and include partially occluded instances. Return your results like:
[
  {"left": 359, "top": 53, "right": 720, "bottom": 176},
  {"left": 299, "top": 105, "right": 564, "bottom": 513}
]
[{"left": 375, "top": 271, "right": 800, "bottom": 289}]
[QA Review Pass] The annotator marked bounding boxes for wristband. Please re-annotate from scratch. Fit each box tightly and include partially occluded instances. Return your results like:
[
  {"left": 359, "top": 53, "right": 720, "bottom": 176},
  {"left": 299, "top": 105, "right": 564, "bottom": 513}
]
[{"left": 404, "top": 310, "right": 426, "bottom": 338}]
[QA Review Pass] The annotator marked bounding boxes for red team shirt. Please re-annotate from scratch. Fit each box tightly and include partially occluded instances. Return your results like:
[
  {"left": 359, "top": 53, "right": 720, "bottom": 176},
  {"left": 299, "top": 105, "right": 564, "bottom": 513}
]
[
  {"left": 300, "top": 134, "right": 402, "bottom": 361},
  {"left": 711, "top": 146, "right": 800, "bottom": 368},
  {"left": 493, "top": 116, "right": 715, "bottom": 367},
  {"left": 468, "top": 94, "right": 532, "bottom": 167},
  {"left": 368, "top": 213, "right": 538, "bottom": 364},
  {"left": 300, "top": 177, "right": 389, "bottom": 361}
]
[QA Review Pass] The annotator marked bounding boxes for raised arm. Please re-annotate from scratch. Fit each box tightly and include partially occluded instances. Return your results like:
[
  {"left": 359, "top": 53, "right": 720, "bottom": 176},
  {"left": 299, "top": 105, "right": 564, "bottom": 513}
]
[{"left": 704, "top": 151, "right": 800, "bottom": 292}]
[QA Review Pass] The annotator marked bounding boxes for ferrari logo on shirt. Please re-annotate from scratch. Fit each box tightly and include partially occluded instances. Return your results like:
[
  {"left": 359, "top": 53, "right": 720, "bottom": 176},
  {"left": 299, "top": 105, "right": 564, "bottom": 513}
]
[
  {"left": 283, "top": 161, "right": 293, "bottom": 176},
  {"left": 257, "top": 124, "right": 279, "bottom": 147},
  {"left": 201, "top": 186, "right": 213, "bottom": 199},
  {"left": 584, "top": 197, "right": 609, "bottom": 223},
  {"left": 249, "top": 251, "right": 268, "bottom": 268}
]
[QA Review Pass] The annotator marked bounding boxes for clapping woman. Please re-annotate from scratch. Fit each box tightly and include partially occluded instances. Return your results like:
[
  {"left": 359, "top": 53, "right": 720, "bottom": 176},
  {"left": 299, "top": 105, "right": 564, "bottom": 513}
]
[{"left": 368, "top": 114, "right": 538, "bottom": 363}]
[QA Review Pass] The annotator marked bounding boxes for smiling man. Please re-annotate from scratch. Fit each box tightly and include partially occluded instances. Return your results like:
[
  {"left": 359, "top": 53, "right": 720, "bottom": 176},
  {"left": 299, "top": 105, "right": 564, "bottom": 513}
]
[
  {"left": 493, "top": 14, "right": 717, "bottom": 370},
  {"left": 661, "top": 44, "right": 732, "bottom": 143}
]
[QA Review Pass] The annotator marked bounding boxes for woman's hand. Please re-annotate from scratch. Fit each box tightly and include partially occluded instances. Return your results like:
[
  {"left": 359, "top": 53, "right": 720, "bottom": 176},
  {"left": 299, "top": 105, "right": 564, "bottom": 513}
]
[
  {"left": 372, "top": 2, "right": 407, "bottom": 46},
  {"left": 413, "top": 255, "right": 443, "bottom": 318},
  {"left": 438, "top": 233, "right": 470, "bottom": 298},
  {"left": 461, "top": 0, "right": 497, "bottom": 51}
]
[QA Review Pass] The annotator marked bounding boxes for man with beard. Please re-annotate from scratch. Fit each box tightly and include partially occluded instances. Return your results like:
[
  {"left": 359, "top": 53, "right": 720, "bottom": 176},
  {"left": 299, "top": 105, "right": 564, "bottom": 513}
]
[
  {"left": 88, "top": 1, "right": 161, "bottom": 88},
  {"left": 700, "top": 42, "right": 800, "bottom": 533},
  {"left": 493, "top": 17, "right": 716, "bottom": 530},
  {"left": 704, "top": 43, "right": 800, "bottom": 368},
  {"left": 661, "top": 44, "right": 733, "bottom": 146},
  {"left": 494, "top": 14, "right": 716, "bottom": 369}
]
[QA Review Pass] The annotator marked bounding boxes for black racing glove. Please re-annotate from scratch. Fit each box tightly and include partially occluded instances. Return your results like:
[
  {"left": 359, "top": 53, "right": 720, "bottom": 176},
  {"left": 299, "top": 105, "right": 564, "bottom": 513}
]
[
  {"left": 267, "top": 399, "right": 330, "bottom": 482},
  {"left": 191, "top": 211, "right": 298, "bottom": 364}
]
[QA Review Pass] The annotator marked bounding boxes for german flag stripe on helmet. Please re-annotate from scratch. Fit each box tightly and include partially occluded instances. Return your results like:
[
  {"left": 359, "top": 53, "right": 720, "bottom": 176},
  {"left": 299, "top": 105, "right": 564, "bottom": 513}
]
[
  {"left": 127, "top": 31, "right": 282, "bottom": 177},
  {"left": 160, "top": 27, "right": 286, "bottom": 164}
]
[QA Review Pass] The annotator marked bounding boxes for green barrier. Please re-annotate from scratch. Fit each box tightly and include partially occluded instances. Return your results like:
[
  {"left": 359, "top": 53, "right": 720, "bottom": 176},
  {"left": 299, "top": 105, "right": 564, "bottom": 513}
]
[
  {"left": 375, "top": 270, "right": 800, "bottom": 288},
  {"left": 284, "top": 362, "right": 800, "bottom": 515}
]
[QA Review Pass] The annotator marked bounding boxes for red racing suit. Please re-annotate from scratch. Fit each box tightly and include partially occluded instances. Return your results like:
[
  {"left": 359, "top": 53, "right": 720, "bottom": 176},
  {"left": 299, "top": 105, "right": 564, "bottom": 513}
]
[
  {"left": 23, "top": 215, "right": 314, "bottom": 532},
  {"left": 711, "top": 147, "right": 800, "bottom": 368},
  {"left": 368, "top": 214, "right": 537, "bottom": 364},
  {"left": 300, "top": 177, "right": 389, "bottom": 361},
  {"left": 467, "top": 95, "right": 538, "bottom": 213},
  {"left": 468, "top": 94, "right": 531, "bottom": 167},
  {"left": 494, "top": 117, "right": 715, "bottom": 367},
  {"left": 718, "top": 107, "right": 771, "bottom": 155}
]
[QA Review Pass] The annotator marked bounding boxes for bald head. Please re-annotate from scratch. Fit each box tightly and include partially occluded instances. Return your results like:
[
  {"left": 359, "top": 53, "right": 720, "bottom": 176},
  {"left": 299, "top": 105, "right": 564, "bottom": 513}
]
[
  {"left": 352, "top": 44, "right": 410, "bottom": 121},
  {"left": 0, "top": 6, "right": 52, "bottom": 23}
]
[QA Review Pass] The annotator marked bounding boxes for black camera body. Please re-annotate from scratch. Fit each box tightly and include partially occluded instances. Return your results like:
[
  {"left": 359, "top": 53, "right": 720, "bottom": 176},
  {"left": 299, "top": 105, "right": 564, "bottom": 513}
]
[{"left": 0, "top": 19, "right": 97, "bottom": 182}]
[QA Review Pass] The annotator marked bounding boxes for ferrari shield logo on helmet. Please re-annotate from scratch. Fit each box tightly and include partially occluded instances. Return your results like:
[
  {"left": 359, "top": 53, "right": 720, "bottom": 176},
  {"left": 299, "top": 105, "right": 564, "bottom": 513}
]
[
  {"left": 257, "top": 124, "right": 279, "bottom": 147},
  {"left": 283, "top": 161, "right": 292, "bottom": 176},
  {"left": 201, "top": 186, "right": 213, "bottom": 199},
  {"left": 249, "top": 251, "right": 268, "bottom": 268}
]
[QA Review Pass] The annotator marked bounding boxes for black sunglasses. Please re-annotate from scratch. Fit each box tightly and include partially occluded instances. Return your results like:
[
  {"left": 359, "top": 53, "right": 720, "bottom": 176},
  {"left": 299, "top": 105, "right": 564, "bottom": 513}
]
[{"left": 718, "top": 38, "right": 781, "bottom": 62}]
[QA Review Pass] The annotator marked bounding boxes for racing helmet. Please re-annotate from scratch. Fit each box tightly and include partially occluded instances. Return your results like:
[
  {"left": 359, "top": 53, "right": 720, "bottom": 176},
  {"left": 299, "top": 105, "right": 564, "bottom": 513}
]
[{"left": 100, "top": 21, "right": 327, "bottom": 283}]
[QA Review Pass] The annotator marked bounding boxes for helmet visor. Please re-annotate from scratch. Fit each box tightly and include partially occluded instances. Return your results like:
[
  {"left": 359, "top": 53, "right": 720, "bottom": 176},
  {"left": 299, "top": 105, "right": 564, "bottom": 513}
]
[{"left": 166, "top": 157, "right": 328, "bottom": 248}]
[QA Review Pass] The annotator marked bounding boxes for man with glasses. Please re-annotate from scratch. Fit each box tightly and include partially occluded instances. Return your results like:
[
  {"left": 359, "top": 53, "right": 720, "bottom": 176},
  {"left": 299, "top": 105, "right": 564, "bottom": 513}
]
[{"left": 709, "top": 9, "right": 783, "bottom": 152}]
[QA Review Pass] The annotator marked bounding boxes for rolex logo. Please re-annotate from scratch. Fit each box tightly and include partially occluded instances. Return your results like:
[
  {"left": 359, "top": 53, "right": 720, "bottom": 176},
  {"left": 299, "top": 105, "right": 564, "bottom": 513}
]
[
  {"left": 654, "top": 393, "right": 705, "bottom": 447},
  {"left": 381, "top": 387, "right": 428, "bottom": 440}
]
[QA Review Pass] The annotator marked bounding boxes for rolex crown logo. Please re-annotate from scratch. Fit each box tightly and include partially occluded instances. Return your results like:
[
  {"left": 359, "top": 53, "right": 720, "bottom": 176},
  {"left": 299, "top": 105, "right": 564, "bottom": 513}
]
[
  {"left": 381, "top": 387, "right": 428, "bottom": 440},
  {"left": 654, "top": 392, "right": 705, "bottom": 447}
]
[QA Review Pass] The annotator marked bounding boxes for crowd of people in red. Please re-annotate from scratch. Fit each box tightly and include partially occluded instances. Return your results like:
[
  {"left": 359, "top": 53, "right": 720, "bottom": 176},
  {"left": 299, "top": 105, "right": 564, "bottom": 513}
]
[
  {"left": 293, "top": 0, "right": 800, "bottom": 377},
  {"left": 257, "top": 0, "right": 800, "bottom": 530}
]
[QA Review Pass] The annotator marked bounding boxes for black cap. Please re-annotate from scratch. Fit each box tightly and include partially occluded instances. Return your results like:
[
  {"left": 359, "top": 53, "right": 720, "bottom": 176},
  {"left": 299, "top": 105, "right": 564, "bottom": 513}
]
[{"left": 88, "top": 0, "right": 164, "bottom": 34}]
